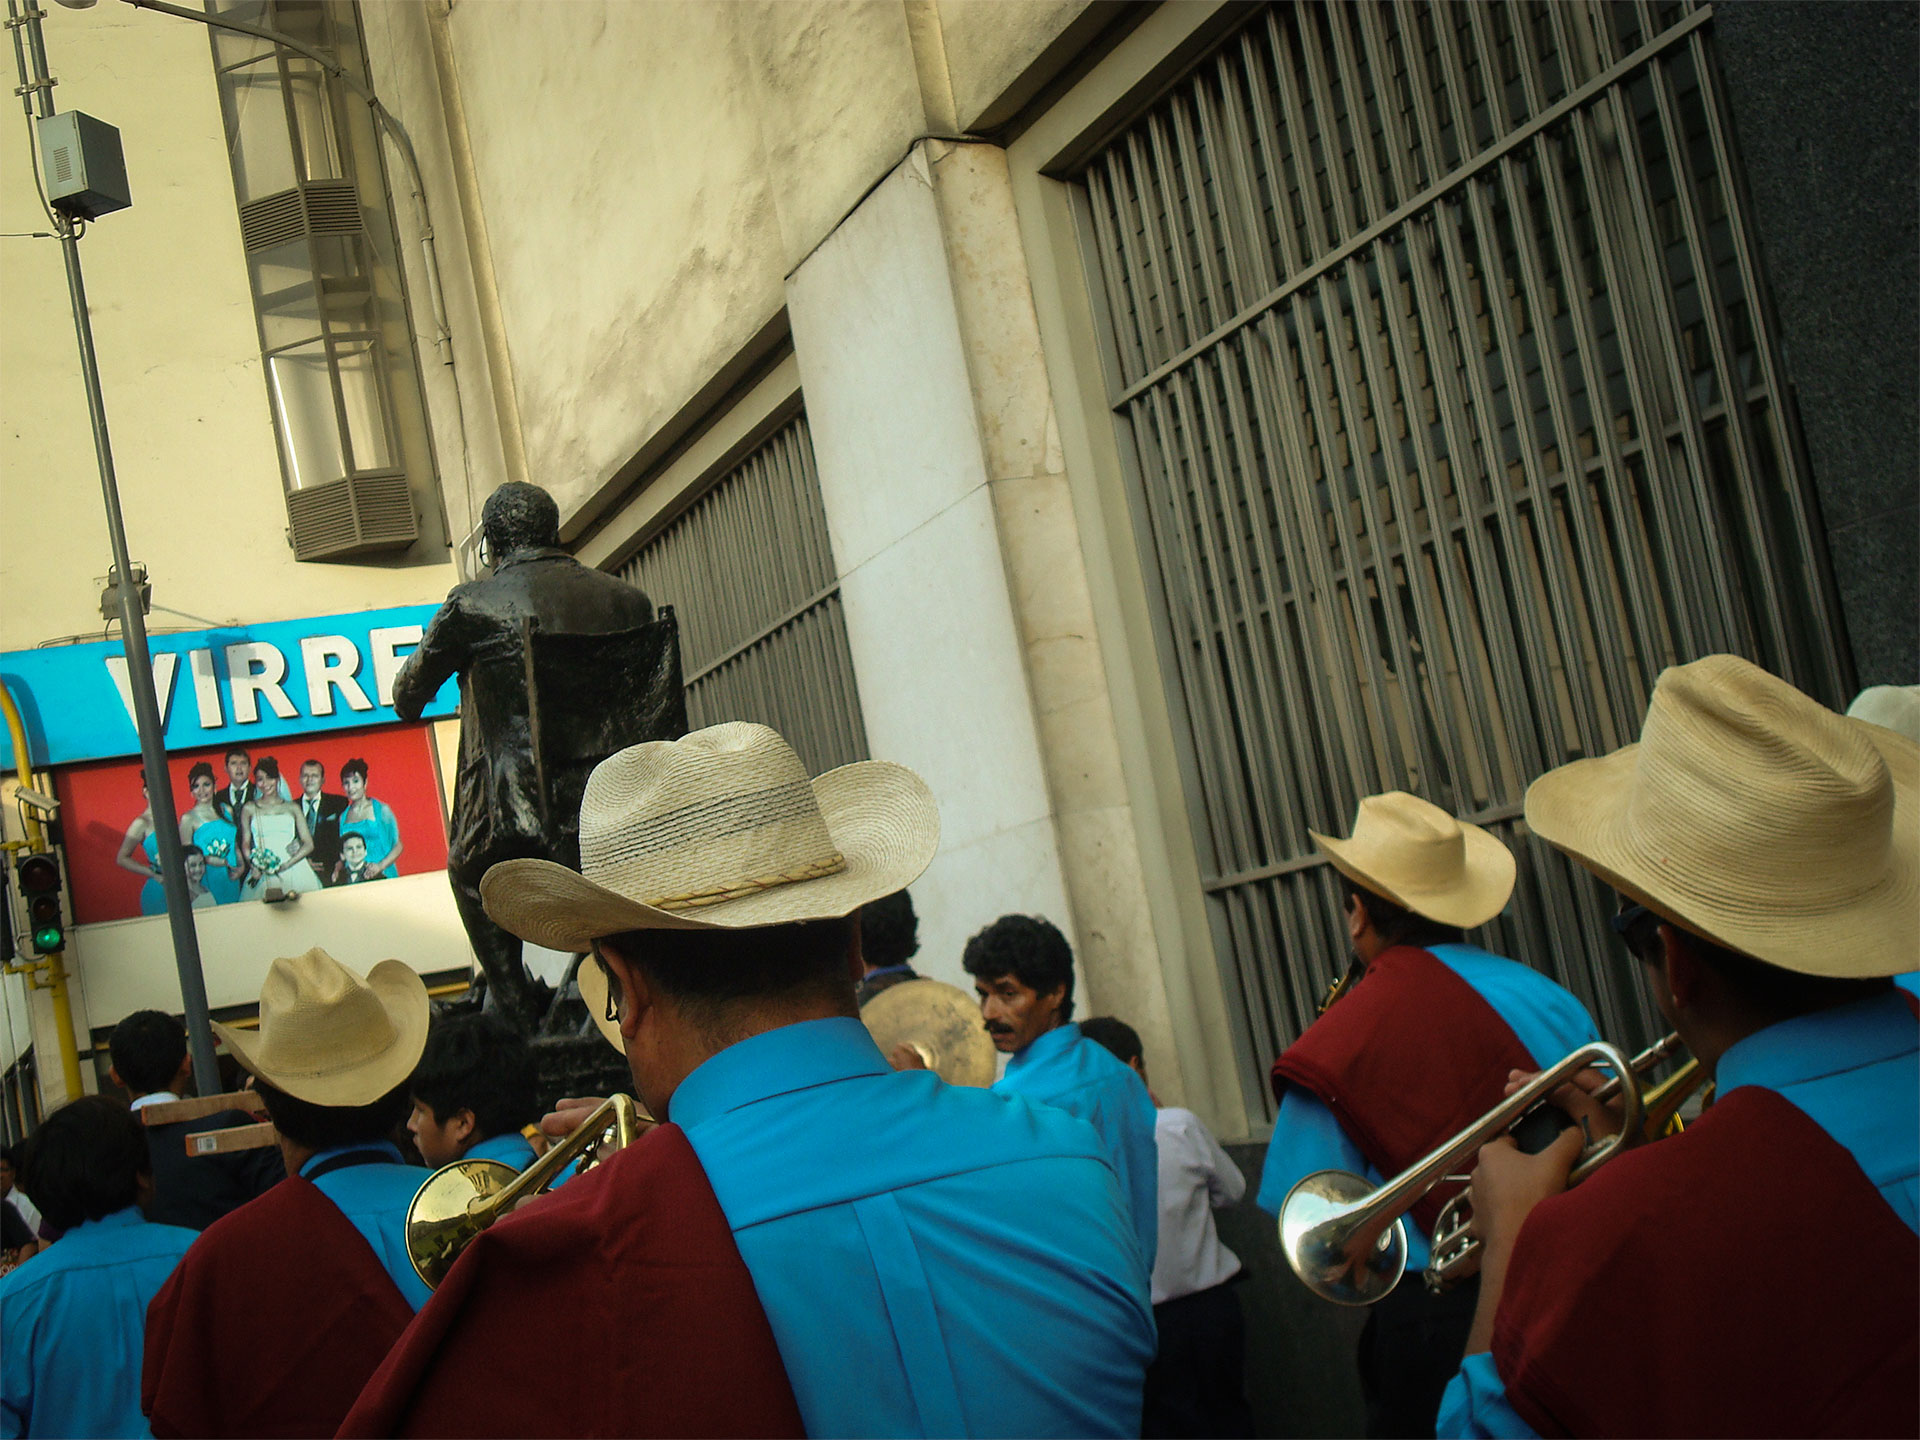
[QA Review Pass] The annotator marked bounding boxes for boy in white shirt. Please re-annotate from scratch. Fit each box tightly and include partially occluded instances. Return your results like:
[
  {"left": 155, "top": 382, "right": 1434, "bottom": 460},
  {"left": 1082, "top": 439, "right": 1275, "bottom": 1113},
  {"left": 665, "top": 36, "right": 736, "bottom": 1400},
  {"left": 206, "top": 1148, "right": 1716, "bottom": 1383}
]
[{"left": 1081, "top": 1016, "right": 1255, "bottom": 1439}]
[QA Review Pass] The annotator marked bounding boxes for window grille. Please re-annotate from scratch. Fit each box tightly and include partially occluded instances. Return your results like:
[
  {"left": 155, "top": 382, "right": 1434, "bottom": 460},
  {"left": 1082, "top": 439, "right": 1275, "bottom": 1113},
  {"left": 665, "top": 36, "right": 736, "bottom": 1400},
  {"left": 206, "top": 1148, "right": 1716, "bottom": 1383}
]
[
  {"left": 622, "top": 412, "right": 868, "bottom": 777},
  {"left": 206, "top": 0, "right": 434, "bottom": 560},
  {"left": 1073, "top": 0, "right": 1850, "bottom": 1115}
]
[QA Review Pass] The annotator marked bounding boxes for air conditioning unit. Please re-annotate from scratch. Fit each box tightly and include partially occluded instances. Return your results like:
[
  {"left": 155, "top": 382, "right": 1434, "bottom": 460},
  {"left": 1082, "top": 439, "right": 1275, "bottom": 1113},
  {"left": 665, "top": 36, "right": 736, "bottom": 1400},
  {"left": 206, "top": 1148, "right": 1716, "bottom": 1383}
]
[{"left": 285, "top": 472, "right": 418, "bottom": 560}]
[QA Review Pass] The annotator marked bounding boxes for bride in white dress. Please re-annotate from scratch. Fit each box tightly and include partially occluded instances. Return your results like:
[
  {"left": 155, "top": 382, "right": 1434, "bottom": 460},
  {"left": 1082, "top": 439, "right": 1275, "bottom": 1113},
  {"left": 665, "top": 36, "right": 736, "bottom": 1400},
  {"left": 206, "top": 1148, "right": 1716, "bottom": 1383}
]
[{"left": 239, "top": 757, "right": 323, "bottom": 900}]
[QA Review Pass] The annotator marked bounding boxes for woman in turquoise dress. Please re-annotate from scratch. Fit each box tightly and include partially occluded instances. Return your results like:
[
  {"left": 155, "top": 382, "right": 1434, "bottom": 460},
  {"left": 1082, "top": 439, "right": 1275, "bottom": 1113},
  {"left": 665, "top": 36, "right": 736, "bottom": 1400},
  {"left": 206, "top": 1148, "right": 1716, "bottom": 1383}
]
[
  {"left": 177, "top": 761, "right": 242, "bottom": 905},
  {"left": 114, "top": 785, "right": 165, "bottom": 915},
  {"left": 338, "top": 757, "right": 404, "bottom": 881}
]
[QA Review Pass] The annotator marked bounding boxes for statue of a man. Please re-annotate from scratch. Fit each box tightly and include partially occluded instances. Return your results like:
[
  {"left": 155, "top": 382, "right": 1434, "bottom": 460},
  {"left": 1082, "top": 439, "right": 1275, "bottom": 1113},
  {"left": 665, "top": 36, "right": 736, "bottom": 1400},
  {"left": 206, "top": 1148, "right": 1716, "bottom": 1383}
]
[{"left": 394, "top": 483, "right": 658, "bottom": 1031}]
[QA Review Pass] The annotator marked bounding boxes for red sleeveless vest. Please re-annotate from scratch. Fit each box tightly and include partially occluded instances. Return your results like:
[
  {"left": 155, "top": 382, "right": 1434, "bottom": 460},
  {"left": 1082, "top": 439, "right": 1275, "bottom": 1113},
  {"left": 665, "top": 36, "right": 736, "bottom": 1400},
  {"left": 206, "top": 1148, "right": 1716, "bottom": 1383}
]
[
  {"left": 1493, "top": 1086, "right": 1919, "bottom": 1438},
  {"left": 143, "top": 1175, "right": 415, "bottom": 1438},
  {"left": 339, "top": 1122, "right": 804, "bottom": 1438},
  {"left": 1271, "top": 945, "right": 1535, "bottom": 1232}
]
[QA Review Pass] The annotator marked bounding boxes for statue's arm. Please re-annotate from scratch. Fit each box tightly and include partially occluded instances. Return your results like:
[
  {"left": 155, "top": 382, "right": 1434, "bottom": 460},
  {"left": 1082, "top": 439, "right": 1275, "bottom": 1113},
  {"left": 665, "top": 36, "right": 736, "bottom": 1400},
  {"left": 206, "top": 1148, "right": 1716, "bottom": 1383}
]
[{"left": 393, "top": 596, "right": 470, "bottom": 722}]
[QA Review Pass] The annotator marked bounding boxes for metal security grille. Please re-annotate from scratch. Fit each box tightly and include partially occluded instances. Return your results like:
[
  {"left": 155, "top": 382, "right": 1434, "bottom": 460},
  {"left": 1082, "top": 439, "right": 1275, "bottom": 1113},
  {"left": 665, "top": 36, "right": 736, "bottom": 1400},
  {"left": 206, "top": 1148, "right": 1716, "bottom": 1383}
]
[
  {"left": 621, "top": 412, "right": 868, "bottom": 777},
  {"left": 1075, "top": 0, "right": 1850, "bottom": 1116}
]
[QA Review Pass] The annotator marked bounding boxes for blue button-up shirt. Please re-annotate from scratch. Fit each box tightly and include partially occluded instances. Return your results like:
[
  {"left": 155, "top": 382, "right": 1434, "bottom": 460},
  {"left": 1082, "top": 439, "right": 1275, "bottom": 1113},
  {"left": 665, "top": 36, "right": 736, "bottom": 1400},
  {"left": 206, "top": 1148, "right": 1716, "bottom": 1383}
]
[
  {"left": 1256, "top": 944, "right": 1600, "bottom": 1270},
  {"left": 674, "top": 1016, "right": 1157, "bottom": 1438},
  {"left": 1438, "top": 989, "right": 1920, "bottom": 1438},
  {"left": 995, "top": 1021, "right": 1161, "bottom": 1273},
  {"left": 1, "top": 1206, "right": 196, "bottom": 1438},
  {"left": 299, "top": 1142, "right": 433, "bottom": 1312}
]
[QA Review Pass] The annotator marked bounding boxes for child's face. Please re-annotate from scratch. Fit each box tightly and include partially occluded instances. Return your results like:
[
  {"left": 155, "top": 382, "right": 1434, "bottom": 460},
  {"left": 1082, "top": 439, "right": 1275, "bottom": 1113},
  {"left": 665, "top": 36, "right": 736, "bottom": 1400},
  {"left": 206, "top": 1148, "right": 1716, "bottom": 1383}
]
[{"left": 342, "top": 838, "right": 367, "bottom": 868}]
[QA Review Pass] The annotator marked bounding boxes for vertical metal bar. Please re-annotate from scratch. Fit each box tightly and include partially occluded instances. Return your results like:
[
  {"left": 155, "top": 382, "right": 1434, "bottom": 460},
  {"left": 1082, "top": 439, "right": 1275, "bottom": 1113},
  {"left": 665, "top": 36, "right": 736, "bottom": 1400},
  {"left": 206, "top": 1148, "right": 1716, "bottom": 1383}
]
[
  {"left": 1236, "top": 26, "right": 1309, "bottom": 280},
  {"left": 1641, "top": 52, "right": 1788, "bottom": 656},
  {"left": 1085, "top": 165, "right": 1151, "bottom": 388},
  {"left": 1265, "top": 6, "right": 1336, "bottom": 263},
  {"left": 1293, "top": 4, "right": 1364, "bottom": 241}
]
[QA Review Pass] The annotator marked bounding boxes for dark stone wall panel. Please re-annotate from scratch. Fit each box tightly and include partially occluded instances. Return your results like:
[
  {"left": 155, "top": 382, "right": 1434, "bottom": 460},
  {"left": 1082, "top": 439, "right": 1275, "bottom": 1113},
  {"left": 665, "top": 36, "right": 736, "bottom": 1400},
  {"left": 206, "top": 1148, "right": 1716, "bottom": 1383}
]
[{"left": 1712, "top": 1, "right": 1919, "bottom": 685}]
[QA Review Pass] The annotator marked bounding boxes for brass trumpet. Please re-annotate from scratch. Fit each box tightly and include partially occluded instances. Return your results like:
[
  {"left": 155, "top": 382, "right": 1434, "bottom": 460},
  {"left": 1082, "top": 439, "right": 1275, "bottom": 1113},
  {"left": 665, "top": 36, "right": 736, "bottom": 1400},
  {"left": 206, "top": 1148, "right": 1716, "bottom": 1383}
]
[
  {"left": 1279, "top": 1033, "right": 1695, "bottom": 1306},
  {"left": 1423, "top": 1036, "right": 1705, "bottom": 1290},
  {"left": 405, "top": 1094, "right": 646, "bottom": 1289}
]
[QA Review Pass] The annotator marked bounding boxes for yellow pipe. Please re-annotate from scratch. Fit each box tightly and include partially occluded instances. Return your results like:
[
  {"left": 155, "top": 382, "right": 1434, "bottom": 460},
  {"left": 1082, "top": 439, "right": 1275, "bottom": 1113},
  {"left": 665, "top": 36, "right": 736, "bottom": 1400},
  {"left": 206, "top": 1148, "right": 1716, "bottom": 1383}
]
[{"left": 0, "top": 679, "right": 86, "bottom": 1105}]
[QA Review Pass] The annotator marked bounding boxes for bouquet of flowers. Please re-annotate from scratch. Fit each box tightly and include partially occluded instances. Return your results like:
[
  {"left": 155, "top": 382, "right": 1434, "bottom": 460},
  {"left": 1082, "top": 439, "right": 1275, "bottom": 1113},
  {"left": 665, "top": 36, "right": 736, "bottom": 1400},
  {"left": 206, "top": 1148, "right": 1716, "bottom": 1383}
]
[
  {"left": 201, "top": 837, "right": 232, "bottom": 863},
  {"left": 251, "top": 846, "right": 284, "bottom": 876}
]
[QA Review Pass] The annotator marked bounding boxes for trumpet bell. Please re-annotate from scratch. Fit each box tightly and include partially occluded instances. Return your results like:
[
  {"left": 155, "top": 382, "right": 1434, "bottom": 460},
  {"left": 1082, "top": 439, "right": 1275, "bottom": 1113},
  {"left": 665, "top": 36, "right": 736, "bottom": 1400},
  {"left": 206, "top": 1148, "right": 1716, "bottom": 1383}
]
[
  {"left": 407, "top": 1157, "right": 520, "bottom": 1289},
  {"left": 1280, "top": 1169, "right": 1409, "bottom": 1306}
]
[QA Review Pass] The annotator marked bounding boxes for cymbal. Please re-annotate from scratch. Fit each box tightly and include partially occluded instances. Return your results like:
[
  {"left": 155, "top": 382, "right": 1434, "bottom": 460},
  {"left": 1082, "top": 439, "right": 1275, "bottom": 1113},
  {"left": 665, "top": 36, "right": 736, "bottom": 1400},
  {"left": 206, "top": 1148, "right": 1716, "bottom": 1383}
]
[{"left": 862, "top": 979, "right": 998, "bottom": 1087}]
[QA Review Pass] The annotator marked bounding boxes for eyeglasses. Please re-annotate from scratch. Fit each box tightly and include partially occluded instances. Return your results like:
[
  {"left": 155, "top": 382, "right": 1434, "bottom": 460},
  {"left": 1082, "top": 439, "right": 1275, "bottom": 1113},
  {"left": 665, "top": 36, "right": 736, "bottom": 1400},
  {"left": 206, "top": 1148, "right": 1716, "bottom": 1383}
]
[
  {"left": 1610, "top": 903, "right": 1663, "bottom": 963},
  {"left": 589, "top": 947, "right": 619, "bottom": 1024}
]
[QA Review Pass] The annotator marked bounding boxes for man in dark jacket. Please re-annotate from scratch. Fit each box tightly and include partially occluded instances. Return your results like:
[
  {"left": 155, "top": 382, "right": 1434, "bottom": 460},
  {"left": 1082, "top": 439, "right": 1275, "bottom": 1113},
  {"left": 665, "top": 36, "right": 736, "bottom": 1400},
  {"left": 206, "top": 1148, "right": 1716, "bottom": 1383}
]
[
  {"left": 109, "top": 1010, "right": 283, "bottom": 1231},
  {"left": 392, "top": 482, "right": 661, "bottom": 1031}
]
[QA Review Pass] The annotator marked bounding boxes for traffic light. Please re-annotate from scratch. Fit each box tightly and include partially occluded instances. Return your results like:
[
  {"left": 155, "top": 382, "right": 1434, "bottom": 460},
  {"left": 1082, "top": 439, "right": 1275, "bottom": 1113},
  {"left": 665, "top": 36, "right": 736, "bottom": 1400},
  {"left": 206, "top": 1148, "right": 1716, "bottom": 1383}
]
[{"left": 16, "top": 853, "right": 65, "bottom": 955}]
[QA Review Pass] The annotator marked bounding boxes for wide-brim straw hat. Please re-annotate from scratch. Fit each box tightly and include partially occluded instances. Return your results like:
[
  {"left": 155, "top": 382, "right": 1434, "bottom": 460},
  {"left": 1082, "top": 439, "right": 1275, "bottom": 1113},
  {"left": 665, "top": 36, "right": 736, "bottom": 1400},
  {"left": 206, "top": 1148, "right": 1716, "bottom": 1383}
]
[
  {"left": 1310, "top": 791, "right": 1515, "bottom": 930},
  {"left": 214, "top": 947, "right": 429, "bottom": 1106},
  {"left": 483, "top": 722, "right": 939, "bottom": 953},
  {"left": 1525, "top": 654, "right": 1918, "bottom": 978}
]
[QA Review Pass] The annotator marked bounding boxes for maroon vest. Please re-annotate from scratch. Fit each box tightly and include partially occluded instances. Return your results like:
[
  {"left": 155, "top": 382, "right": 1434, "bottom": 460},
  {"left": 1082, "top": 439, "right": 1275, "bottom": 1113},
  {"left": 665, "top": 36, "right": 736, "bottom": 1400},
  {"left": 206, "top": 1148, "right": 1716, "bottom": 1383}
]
[
  {"left": 1272, "top": 945, "right": 1534, "bottom": 1232},
  {"left": 143, "top": 1175, "right": 415, "bottom": 1439},
  {"left": 339, "top": 1122, "right": 804, "bottom": 1439},
  {"left": 1494, "top": 1086, "right": 1919, "bottom": 1438}
]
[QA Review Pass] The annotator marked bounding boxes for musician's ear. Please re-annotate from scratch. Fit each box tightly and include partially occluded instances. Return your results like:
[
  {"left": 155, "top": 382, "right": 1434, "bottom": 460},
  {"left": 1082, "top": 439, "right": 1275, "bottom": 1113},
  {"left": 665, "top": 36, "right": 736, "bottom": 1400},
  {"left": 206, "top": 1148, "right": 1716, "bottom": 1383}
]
[
  {"left": 846, "top": 911, "right": 865, "bottom": 984},
  {"left": 1658, "top": 924, "right": 1703, "bottom": 1012},
  {"left": 596, "top": 937, "right": 651, "bottom": 1042}
]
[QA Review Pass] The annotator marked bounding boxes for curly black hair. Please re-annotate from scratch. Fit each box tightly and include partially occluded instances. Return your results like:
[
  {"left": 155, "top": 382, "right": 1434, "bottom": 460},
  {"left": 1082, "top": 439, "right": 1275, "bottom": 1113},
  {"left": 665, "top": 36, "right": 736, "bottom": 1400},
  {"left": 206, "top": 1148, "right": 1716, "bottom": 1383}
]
[{"left": 961, "top": 914, "right": 1075, "bottom": 1021}]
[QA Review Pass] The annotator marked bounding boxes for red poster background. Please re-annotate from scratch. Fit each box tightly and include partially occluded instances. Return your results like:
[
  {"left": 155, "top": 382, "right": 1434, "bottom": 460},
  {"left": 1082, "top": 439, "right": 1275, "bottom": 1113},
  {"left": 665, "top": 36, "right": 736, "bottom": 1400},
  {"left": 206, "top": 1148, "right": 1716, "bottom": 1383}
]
[{"left": 54, "top": 723, "right": 450, "bottom": 925}]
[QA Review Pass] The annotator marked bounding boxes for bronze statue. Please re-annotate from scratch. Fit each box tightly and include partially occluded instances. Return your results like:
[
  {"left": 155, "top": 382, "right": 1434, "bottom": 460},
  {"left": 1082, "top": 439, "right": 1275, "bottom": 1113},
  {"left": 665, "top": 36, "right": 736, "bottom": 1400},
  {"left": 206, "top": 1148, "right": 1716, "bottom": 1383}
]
[{"left": 394, "top": 483, "right": 686, "bottom": 1037}]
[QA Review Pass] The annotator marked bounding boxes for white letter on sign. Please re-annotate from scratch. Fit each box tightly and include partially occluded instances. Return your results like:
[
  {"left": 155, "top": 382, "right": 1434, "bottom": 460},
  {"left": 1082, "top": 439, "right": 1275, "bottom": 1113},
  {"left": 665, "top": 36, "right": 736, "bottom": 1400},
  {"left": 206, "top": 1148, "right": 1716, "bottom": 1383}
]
[
  {"left": 225, "top": 643, "right": 299, "bottom": 724},
  {"left": 300, "top": 635, "right": 373, "bottom": 717},
  {"left": 368, "top": 625, "right": 423, "bottom": 709},
  {"left": 189, "top": 649, "right": 223, "bottom": 728},
  {"left": 105, "top": 652, "right": 179, "bottom": 730}
]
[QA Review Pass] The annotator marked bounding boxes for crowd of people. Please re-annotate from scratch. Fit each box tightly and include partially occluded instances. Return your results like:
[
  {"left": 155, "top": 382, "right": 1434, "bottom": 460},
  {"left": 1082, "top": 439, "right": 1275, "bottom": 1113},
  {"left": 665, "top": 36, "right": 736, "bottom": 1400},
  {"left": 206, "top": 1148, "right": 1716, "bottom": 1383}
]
[
  {"left": 1, "top": 653, "right": 1914, "bottom": 1439},
  {"left": 115, "top": 751, "right": 406, "bottom": 911}
]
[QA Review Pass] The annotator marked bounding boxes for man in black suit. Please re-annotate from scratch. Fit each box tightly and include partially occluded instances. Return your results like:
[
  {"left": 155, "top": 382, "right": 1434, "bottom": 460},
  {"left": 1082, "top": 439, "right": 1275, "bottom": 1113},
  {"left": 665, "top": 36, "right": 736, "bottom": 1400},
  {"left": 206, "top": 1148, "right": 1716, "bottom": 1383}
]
[
  {"left": 108, "top": 1010, "right": 283, "bottom": 1230},
  {"left": 297, "top": 758, "right": 350, "bottom": 884},
  {"left": 213, "top": 747, "right": 253, "bottom": 822}
]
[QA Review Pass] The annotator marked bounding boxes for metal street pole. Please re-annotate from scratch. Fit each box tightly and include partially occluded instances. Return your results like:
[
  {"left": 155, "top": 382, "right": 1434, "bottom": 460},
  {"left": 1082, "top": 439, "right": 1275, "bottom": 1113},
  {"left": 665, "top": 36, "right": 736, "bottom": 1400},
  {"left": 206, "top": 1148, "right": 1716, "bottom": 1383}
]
[{"left": 7, "top": 0, "right": 220, "bottom": 1092}]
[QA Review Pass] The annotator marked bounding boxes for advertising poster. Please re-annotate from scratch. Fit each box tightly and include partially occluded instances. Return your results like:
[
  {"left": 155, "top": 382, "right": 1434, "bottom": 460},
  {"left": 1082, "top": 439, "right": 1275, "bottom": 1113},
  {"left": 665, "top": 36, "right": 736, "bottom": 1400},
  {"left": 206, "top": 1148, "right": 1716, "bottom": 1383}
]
[{"left": 55, "top": 722, "right": 449, "bottom": 926}]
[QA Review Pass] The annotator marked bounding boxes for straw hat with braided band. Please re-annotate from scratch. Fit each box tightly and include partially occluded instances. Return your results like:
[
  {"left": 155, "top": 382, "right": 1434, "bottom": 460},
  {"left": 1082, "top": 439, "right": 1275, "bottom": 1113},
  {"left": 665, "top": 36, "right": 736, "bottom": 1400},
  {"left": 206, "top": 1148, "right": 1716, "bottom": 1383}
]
[
  {"left": 213, "top": 948, "right": 429, "bottom": 1106},
  {"left": 1310, "top": 791, "right": 1516, "bottom": 930},
  {"left": 1525, "top": 655, "right": 1918, "bottom": 978},
  {"left": 482, "top": 722, "right": 939, "bottom": 953}
]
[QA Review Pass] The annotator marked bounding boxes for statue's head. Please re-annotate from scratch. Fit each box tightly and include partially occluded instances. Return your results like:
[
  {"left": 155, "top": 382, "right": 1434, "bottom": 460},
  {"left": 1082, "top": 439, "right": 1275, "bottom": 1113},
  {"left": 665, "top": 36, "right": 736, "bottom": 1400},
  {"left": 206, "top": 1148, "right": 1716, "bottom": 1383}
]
[{"left": 481, "top": 482, "right": 561, "bottom": 557}]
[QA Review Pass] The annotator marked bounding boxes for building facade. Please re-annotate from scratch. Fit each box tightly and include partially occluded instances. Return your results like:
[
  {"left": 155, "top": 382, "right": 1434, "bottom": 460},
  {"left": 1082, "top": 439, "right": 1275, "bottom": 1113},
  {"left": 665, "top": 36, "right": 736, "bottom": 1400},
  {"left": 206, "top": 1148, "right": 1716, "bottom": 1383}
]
[{"left": 2, "top": 0, "right": 1912, "bottom": 1163}]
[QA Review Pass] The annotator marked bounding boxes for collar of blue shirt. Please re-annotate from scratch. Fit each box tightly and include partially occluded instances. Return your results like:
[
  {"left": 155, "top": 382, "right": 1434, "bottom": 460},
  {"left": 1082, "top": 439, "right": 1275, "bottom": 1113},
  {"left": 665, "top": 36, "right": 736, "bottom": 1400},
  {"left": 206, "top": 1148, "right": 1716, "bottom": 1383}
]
[
  {"left": 1719, "top": 990, "right": 1917, "bottom": 1094},
  {"left": 298, "top": 1140, "right": 407, "bottom": 1179},
  {"left": 670, "top": 1017, "right": 892, "bottom": 1126},
  {"left": 1005, "top": 1019, "right": 1081, "bottom": 1074}
]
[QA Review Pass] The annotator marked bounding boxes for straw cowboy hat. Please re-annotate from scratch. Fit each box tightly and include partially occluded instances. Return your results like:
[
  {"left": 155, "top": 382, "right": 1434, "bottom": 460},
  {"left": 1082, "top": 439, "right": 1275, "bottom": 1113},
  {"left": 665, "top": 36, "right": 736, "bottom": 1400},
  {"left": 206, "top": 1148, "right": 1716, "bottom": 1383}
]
[
  {"left": 482, "top": 722, "right": 940, "bottom": 953},
  {"left": 1310, "top": 792, "right": 1515, "bottom": 929},
  {"left": 213, "top": 947, "right": 429, "bottom": 1106},
  {"left": 1525, "top": 654, "right": 1918, "bottom": 978}
]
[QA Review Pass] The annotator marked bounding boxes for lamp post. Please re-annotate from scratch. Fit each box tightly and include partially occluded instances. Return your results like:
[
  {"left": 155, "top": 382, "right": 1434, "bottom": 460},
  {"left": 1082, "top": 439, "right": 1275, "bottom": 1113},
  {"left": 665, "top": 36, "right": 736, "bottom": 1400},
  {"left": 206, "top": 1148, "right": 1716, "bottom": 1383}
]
[{"left": 5, "top": 0, "right": 220, "bottom": 1092}]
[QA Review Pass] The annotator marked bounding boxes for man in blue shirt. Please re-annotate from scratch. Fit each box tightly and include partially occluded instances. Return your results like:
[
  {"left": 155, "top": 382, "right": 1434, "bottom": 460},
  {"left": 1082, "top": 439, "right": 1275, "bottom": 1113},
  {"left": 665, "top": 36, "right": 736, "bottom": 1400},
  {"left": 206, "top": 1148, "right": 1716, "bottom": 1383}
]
[
  {"left": 1255, "top": 791, "right": 1598, "bottom": 1439},
  {"left": 408, "top": 1013, "right": 541, "bottom": 1173},
  {"left": 962, "top": 913, "right": 1160, "bottom": 1274},
  {"left": 1440, "top": 655, "right": 1918, "bottom": 1438},
  {"left": 1, "top": 1094, "right": 196, "bottom": 1439},
  {"left": 143, "top": 948, "right": 432, "bottom": 1438},
  {"left": 470, "top": 721, "right": 1159, "bottom": 1436}
]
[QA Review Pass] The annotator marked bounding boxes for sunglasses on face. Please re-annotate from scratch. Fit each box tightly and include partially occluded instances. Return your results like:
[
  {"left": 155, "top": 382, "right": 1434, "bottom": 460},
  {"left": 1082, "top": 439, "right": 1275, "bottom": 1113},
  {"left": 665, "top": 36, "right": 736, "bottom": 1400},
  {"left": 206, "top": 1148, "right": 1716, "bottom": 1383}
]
[{"left": 1610, "top": 902, "right": 1664, "bottom": 964}]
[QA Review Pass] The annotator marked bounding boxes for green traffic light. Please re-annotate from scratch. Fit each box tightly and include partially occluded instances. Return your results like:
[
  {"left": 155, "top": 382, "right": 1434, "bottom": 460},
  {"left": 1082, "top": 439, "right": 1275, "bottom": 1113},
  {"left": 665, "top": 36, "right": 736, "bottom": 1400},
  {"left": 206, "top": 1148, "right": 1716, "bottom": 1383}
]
[{"left": 32, "top": 925, "right": 63, "bottom": 954}]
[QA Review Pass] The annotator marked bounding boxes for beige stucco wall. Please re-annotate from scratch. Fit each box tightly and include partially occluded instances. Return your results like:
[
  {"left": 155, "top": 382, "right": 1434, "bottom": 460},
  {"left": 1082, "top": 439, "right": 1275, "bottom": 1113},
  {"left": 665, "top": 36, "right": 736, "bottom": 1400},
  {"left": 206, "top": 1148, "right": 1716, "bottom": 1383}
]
[
  {"left": 0, "top": 5, "right": 457, "bottom": 657},
  {"left": 424, "top": 0, "right": 1094, "bottom": 530}
]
